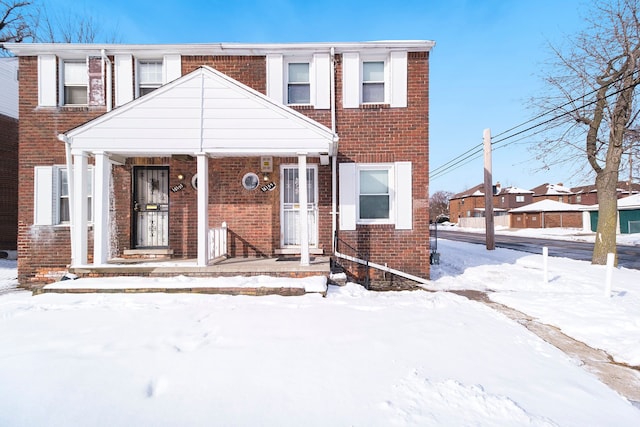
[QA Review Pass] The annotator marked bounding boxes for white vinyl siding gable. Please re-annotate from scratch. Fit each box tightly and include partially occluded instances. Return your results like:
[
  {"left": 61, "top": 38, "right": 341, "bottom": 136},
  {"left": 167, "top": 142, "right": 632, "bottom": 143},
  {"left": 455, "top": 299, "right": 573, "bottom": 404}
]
[{"left": 342, "top": 51, "right": 408, "bottom": 108}]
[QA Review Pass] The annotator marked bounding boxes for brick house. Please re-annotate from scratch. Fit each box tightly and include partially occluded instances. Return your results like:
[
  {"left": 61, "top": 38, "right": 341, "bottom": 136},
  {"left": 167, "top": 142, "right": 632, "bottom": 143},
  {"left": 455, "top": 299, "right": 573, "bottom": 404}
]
[
  {"left": 510, "top": 199, "right": 583, "bottom": 229},
  {"left": 448, "top": 184, "right": 486, "bottom": 221},
  {"left": 0, "top": 57, "right": 18, "bottom": 255},
  {"left": 531, "top": 183, "right": 573, "bottom": 204},
  {"left": 449, "top": 183, "right": 533, "bottom": 223},
  {"left": 3, "top": 41, "right": 433, "bottom": 289},
  {"left": 568, "top": 182, "right": 640, "bottom": 205}
]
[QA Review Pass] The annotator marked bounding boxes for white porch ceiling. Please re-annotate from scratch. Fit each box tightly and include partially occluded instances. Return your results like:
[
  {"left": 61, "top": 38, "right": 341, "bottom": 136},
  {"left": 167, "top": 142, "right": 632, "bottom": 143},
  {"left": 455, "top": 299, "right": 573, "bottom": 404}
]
[{"left": 63, "top": 66, "right": 337, "bottom": 157}]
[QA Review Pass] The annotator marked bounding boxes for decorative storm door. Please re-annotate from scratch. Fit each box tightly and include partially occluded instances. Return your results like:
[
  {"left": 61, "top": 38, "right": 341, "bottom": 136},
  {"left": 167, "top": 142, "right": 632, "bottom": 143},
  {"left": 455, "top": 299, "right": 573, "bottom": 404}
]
[
  {"left": 281, "top": 165, "right": 318, "bottom": 248},
  {"left": 133, "top": 166, "right": 169, "bottom": 248}
]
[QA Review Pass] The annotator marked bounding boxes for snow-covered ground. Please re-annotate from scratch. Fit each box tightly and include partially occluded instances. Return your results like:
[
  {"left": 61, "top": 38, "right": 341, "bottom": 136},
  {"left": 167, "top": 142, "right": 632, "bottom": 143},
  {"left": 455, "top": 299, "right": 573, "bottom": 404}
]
[{"left": 1, "top": 234, "right": 639, "bottom": 426}]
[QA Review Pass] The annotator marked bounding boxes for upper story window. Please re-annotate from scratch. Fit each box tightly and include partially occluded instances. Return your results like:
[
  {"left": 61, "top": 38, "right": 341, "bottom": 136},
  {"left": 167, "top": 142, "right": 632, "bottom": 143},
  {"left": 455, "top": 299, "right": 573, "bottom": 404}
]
[
  {"left": 287, "top": 62, "right": 310, "bottom": 105},
  {"left": 137, "top": 60, "right": 163, "bottom": 97},
  {"left": 63, "top": 60, "right": 88, "bottom": 105},
  {"left": 362, "top": 61, "right": 385, "bottom": 103},
  {"left": 576, "top": 194, "right": 582, "bottom": 203},
  {"left": 342, "top": 51, "right": 407, "bottom": 109},
  {"left": 516, "top": 195, "right": 525, "bottom": 203}
]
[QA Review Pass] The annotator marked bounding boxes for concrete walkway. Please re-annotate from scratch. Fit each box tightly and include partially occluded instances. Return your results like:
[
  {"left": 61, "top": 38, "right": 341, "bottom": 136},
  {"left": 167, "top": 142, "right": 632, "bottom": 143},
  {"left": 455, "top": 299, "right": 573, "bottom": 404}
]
[{"left": 451, "top": 289, "right": 640, "bottom": 408}]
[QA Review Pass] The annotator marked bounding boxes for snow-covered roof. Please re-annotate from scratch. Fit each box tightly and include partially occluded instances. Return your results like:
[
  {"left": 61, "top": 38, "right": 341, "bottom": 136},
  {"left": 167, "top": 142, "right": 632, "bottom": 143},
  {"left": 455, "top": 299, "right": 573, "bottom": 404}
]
[
  {"left": 618, "top": 194, "right": 640, "bottom": 209},
  {"left": 502, "top": 186, "right": 534, "bottom": 194},
  {"left": 544, "top": 184, "right": 572, "bottom": 195},
  {"left": 509, "top": 199, "right": 584, "bottom": 213}
]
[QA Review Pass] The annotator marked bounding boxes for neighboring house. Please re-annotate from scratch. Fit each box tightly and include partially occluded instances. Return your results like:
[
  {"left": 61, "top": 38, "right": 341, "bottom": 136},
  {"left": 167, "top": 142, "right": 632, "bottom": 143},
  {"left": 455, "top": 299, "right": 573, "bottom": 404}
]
[
  {"left": 3, "top": 40, "right": 434, "bottom": 288},
  {"left": 449, "top": 183, "right": 532, "bottom": 223},
  {"left": 568, "top": 181, "right": 640, "bottom": 205},
  {"left": 494, "top": 185, "right": 534, "bottom": 213},
  {"left": 583, "top": 193, "right": 640, "bottom": 234},
  {"left": 531, "top": 183, "right": 573, "bottom": 204},
  {"left": 448, "top": 183, "right": 486, "bottom": 221},
  {"left": 0, "top": 57, "right": 18, "bottom": 256},
  {"left": 509, "top": 200, "right": 584, "bottom": 229}
]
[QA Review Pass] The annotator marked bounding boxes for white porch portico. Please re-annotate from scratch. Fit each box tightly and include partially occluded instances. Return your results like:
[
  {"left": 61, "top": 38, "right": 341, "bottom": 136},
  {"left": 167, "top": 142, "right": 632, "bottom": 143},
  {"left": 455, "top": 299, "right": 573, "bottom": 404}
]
[{"left": 60, "top": 66, "right": 337, "bottom": 268}]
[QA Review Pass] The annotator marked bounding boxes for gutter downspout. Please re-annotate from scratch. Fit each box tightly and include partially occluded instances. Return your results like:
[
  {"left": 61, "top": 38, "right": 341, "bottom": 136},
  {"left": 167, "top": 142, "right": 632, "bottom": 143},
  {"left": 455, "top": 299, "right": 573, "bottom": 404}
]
[
  {"left": 58, "top": 134, "right": 75, "bottom": 262},
  {"left": 330, "top": 47, "right": 338, "bottom": 252},
  {"left": 101, "top": 49, "right": 112, "bottom": 112}
]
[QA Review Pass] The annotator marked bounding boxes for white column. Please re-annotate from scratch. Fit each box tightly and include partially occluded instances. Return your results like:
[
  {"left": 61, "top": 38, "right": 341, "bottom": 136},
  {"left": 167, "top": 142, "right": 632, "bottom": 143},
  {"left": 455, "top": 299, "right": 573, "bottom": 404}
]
[
  {"left": 197, "top": 153, "right": 209, "bottom": 266},
  {"left": 93, "top": 152, "right": 111, "bottom": 265},
  {"left": 298, "top": 154, "right": 310, "bottom": 266},
  {"left": 72, "top": 152, "right": 88, "bottom": 266}
]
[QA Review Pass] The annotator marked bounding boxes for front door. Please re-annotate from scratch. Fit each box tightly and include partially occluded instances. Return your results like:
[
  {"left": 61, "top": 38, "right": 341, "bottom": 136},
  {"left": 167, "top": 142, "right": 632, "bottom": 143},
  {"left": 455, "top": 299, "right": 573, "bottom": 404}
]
[
  {"left": 281, "top": 165, "right": 318, "bottom": 248},
  {"left": 133, "top": 166, "right": 169, "bottom": 248}
]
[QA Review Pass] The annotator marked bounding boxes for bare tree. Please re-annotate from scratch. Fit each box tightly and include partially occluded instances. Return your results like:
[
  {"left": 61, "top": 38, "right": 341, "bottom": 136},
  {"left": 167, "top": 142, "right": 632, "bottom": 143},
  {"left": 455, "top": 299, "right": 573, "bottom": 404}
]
[
  {"left": 534, "top": 0, "right": 640, "bottom": 264},
  {"left": 0, "top": 1, "right": 33, "bottom": 43},
  {"left": 429, "top": 191, "right": 454, "bottom": 222},
  {"left": 1, "top": 0, "right": 119, "bottom": 50}
]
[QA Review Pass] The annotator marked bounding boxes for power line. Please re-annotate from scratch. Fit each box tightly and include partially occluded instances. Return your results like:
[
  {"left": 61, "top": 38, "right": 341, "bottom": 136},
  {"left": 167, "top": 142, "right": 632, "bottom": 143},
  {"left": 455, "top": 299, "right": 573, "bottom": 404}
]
[{"left": 430, "top": 74, "right": 640, "bottom": 181}]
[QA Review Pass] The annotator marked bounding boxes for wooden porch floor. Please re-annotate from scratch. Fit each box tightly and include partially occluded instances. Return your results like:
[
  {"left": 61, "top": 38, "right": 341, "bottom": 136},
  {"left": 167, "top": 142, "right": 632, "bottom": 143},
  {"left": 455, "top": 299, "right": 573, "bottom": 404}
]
[{"left": 36, "top": 256, "right": 332, "bottom": 296}]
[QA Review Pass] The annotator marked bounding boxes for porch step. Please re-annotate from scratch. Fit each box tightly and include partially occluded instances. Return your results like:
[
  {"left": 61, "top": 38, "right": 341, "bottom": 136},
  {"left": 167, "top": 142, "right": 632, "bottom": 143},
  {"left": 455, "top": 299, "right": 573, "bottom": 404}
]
[
  {"left": 274, "top": 248, "right": 324, "bottom": 255},
  {"left": 121, "top": 249, "right": 173, "bottom": 261}
]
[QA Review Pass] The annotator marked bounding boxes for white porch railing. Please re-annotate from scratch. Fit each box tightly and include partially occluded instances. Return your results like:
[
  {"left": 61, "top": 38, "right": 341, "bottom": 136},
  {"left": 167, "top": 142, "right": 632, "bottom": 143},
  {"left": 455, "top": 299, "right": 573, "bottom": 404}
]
[{"left": 208, "top": 222, "right": 228, "bottom": 263}]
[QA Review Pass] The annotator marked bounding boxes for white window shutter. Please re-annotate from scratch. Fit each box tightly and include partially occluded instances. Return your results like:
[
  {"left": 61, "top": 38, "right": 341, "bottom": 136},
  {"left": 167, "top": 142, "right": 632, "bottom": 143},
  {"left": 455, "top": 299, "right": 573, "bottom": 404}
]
[
  {"left": 114, "top": 55, "right": 134, "bottom": 106},
  {"left": 342, "top": 52, "right": 360, "bottom": 108},
  {"left": 313, "top": 53, "right": 330, "bottom": 109},
  {"left": 390, "top": 51, "right": 408, "bottom": 108},
  {"left": 395, "top": 161, "right": 412, "bottom": 229},
  {"left": 38, "top": 55, "right": 57, "bottom": 107},
  {"left": 34, "top": 166, "right": 54, "bottom": 225},
  {"left": 163, "top": 54, "right": 181, "bottom": 84},
  {"left": 266, "top": 54, "right": 284, "bottom": 104},
  {"left": 339, "top": 163, "right": 357, "bottom": 231}
]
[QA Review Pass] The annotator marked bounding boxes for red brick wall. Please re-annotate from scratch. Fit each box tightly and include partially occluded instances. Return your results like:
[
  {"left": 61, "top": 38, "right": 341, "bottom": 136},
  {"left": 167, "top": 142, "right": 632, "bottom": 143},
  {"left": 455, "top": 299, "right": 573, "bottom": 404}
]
[
  {"left": 17, "top": 56, "right": 106, "bottom": 285},
  {"left": 335, "top": 52, "right": 430, "bottom": 282},
  {"left": 0, "top": 113, "right": 18, "bottom": 249}
]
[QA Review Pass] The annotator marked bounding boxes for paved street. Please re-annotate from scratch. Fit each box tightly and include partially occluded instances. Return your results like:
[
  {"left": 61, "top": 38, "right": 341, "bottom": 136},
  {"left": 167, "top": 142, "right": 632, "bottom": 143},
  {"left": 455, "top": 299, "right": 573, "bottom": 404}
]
[{"left": 434, "top": 229, "right": 640, "bottom": 270}]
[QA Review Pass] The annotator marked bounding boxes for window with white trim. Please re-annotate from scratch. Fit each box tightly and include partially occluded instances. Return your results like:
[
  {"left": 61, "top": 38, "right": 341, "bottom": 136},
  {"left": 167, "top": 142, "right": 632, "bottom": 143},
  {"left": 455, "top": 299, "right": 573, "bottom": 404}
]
[
  {"left": 339, "top": 162, "right": 412, "bottom": 230},
  {"left": 358, "top": 166, "right": 392, "bottom": 222},
  {"left": 287, "top": 62, "right": 310, "bottom": 105},
  {"left": 34, "top": 166, "right": 93, "bottom": 225},
  {"left": 63, "top": 60, "right": 88, "bottom": 105},
  {"left": 362, "top": 61, "right": 385, "bottom": 103},
  {"left": 516, "top": 195, "right": 525, "bottom": 203},
  {"left": 137, "top": 60, "right": 163, "bottom": 97}
]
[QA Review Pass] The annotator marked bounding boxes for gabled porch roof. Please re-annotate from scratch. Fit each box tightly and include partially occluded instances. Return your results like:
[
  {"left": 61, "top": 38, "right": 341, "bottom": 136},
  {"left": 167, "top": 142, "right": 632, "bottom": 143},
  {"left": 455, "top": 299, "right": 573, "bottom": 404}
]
[{"left": 62, "top": 66, "right": 337, "bottom": 157}]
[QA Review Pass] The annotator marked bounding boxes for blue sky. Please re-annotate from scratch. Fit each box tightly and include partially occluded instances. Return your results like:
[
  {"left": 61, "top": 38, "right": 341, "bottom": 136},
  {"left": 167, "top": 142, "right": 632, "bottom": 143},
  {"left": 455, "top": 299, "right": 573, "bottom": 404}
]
[{"left": 48, "top": 0, "right": 589, "bottom": 194}]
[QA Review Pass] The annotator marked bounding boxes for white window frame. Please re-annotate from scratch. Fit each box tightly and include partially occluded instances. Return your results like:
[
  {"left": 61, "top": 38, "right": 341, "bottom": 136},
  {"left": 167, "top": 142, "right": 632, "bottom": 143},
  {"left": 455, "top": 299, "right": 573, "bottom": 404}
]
[
  {"left": 61, "top": 59, "right": 88, "bottom": 106},
  {"left": 356, "top": 163, "right": 395, "bottom": 225},
  {"left": 34, "top": 165, "right": 94, "bottom": 226},
  {"left": 361, "top": 59, "right": 387, "bottom": 104},
  {"left": 516, "top": 195, "right": 525, "bottom": 203},
  {"left": 285, "top": 60, "right": 312, "bottom": 106},
  {"left": 135, "top": 59, "right": 163, "bottom": 98}
]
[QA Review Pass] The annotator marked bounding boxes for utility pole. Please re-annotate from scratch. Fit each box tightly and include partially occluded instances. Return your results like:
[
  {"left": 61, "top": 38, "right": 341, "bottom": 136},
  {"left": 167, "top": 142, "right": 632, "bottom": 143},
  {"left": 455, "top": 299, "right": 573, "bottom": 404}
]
[{"left": 483, "top": 128, "right": 495, "bottom": 250}]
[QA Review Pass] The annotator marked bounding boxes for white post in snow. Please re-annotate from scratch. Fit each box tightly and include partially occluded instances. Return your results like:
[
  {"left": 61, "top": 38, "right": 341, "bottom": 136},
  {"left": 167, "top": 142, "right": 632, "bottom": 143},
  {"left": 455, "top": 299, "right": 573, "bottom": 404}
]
[
  {"left": 604, "top": 252, "right": 615, "bottom": 298},
  {"left": 542, "top": 247, "right": 549, "bottom": 284}
]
